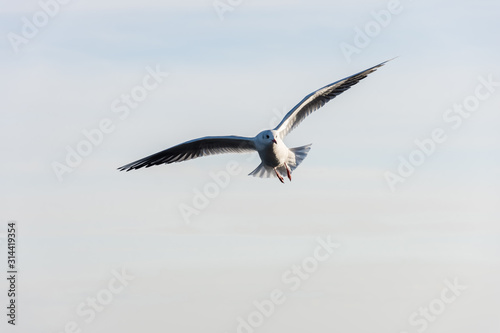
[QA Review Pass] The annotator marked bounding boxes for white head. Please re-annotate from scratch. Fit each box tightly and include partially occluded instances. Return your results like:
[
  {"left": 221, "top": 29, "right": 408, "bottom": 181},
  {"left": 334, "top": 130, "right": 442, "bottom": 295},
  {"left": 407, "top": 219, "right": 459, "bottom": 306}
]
[{"left": 256, "top": 129, "right": 278, "bottom": 148}]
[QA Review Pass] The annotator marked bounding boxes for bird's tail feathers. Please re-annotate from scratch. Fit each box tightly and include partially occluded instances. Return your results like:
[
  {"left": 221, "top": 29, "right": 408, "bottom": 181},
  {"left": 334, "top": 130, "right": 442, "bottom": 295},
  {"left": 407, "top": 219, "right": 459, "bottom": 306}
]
[
  {"left": 288, "top": 144, "right": 312, "bottom": 171},
  {"left": 248, "top": 144, "right": 312, "bottom": 179},
  {"left": 248, "top": 163, "right": 276, "bottom": 178}
]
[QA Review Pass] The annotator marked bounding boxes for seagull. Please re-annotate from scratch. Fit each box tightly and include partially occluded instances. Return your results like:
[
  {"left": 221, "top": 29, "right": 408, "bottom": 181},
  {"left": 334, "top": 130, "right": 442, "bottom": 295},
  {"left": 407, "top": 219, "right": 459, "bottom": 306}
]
[{"left": 118, "top": 60, "right": 390, "bottom": 183}]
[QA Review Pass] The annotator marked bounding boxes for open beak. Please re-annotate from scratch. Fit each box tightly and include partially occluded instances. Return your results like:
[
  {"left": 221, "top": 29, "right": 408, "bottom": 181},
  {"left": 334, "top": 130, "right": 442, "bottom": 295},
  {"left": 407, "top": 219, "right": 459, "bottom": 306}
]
[{"left": 272, "top": 138, "right": 277, "bottom": 144}]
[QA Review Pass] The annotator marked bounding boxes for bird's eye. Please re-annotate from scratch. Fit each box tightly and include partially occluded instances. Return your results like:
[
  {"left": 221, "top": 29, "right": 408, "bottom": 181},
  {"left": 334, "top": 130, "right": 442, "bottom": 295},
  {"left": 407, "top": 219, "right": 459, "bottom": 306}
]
[{"left": 265, "top": 135, "right": 269, "bottom": 139}]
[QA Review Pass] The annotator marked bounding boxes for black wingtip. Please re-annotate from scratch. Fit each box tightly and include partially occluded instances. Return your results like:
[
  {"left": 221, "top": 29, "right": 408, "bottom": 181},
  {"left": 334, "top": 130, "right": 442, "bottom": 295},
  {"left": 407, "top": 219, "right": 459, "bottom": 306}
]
[
  {"left": 117, "top": 165, "right": 131, "bottom": 172},
  {"left": 363, "top": 57, "right": 397, "bottom": 74},
  {"left": 380, "top": 56, "right": 398, "bottom": 66}
]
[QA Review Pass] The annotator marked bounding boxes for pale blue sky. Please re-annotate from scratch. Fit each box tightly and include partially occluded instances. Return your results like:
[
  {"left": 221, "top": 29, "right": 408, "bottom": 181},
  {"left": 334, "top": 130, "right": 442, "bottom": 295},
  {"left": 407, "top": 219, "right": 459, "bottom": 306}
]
[{"left": 1, "top": 0, "right": 499, "bottom": 332}]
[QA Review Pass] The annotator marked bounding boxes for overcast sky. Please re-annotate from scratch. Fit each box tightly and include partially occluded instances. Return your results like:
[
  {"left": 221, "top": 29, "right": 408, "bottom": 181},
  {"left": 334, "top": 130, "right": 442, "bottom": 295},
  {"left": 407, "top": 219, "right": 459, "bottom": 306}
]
[{"left": 1, "top": 0, "right": 499, "bottom": 332}]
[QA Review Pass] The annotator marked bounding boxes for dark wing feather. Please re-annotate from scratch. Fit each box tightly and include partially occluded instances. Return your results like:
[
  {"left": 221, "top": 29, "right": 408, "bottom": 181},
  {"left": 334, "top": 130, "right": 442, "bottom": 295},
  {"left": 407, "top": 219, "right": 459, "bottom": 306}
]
[
  {"left": 118, "top": 136, "right": 256, "bottom": 171},
  {"left": 274, "top": 59, "right": 391, "bottom": 138}
]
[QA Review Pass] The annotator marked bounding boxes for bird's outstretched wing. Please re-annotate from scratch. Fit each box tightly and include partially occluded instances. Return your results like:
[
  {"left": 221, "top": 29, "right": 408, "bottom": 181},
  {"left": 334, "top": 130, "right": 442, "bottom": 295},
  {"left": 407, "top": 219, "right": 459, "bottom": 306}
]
[
  {"left": 274, "top": 59, "right": 391, "bottom": 138},
  {"left": 118, "top": 136, "right": 256, "bottom": 171}
]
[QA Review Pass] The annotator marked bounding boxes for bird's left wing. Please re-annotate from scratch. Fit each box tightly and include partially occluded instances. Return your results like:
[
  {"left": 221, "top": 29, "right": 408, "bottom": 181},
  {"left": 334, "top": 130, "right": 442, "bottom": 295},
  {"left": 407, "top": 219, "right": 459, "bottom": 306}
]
[
  {"left": 118, "top": 135, "right": 256, "bottom": 171},
  {"left": 274, "top": 59, "right": 391, "bottom": 139}
]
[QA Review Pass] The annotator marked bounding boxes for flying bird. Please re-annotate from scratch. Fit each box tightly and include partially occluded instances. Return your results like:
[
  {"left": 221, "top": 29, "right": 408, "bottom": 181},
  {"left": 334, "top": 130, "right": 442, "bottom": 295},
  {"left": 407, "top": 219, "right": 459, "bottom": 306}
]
[{"left": 118, "top": 60, "right": 390, "bottom": 183}]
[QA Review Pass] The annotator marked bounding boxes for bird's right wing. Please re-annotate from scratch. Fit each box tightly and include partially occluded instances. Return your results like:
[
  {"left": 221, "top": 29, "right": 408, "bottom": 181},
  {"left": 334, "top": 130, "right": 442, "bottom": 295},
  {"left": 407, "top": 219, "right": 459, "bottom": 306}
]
[{"left": 118, "top": 135, "right": 256, "bottom": 171}]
